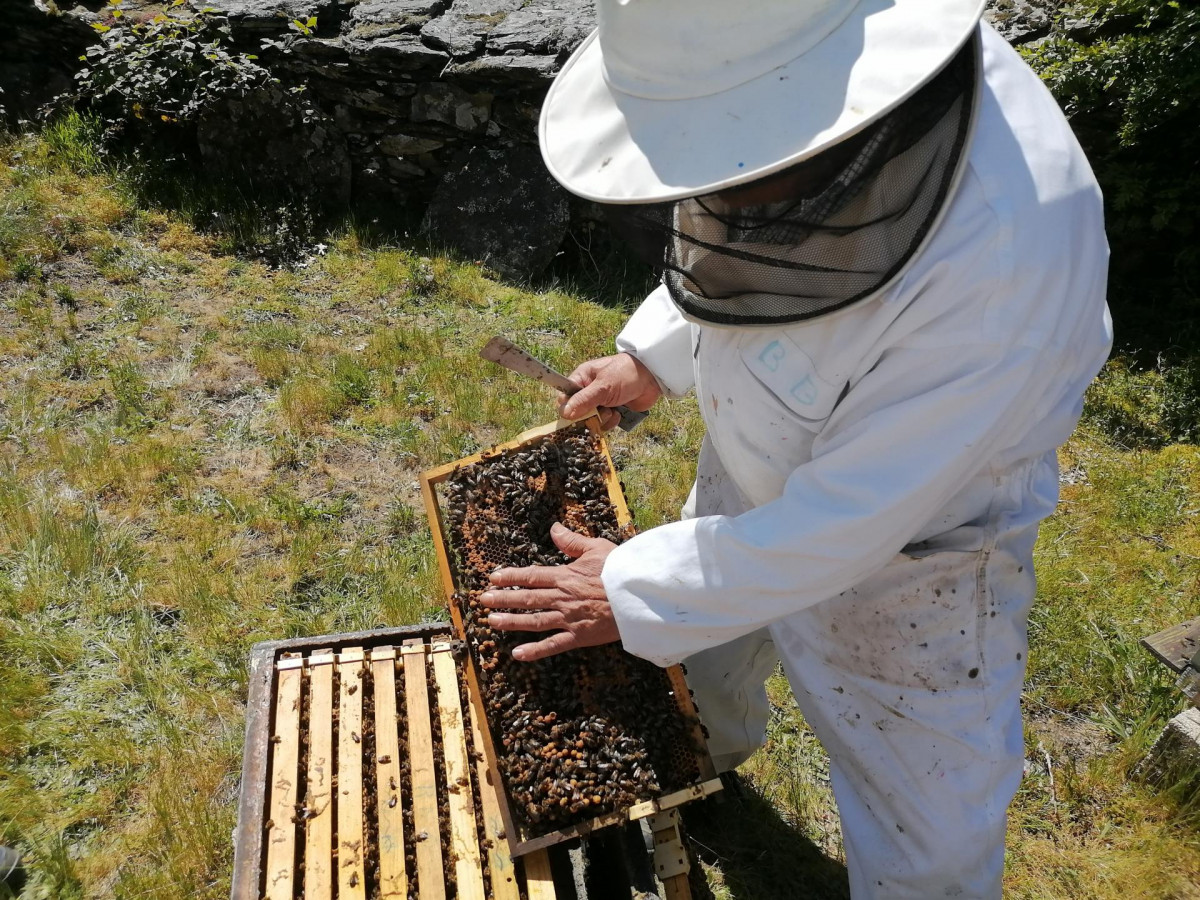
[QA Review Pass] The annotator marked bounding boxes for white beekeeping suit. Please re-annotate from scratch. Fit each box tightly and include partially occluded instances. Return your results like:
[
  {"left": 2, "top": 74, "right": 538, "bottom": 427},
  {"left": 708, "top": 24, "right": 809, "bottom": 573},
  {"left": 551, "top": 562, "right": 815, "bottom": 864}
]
[
  {"left": 601, "top": 25, "right": 1111, "bottom": 899},
  {"left": 531, "top": 0, "right": 1113, "bottom": 893}
]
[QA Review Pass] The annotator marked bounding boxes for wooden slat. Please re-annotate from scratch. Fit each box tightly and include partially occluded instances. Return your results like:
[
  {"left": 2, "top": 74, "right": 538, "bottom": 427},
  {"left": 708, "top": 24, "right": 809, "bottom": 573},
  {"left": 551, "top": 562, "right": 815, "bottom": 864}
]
[
  {"left": 586, "top": 415, "right": 635, "bottom": 530},
  {"left": 402, "top": 642, "right": 446, "bottom": 900},
  {"left": 458, "top": 629, "right": 523, "bottom": 859},
  {"left": 264, "top": 659, "right": 303, "bottom": 900},
  {"left": 662, "top": 875, "right": 692, "bottom": 900},
  {"left": 1142, "top": 617, "right": 1200, "bottom": 674},
  {"left": 651, "top": 810, "right": 692, "bottom": 900},
  {"left": 419, "top": 470, "right": 459, "bottom": 612},
  {"left": 371, "top": 647, "right": 408, "bottom": 900},
  {"left": 432, "top": 647, "right": 486, "bottom": 900},
  {"left": 522, "top": 848, "right": 557, "bottom": 900},
  {"left": 231, "top": 645, "right": 276, "bottom": 900},
  {"left": 466, "top": 698, "right": 522, "bottom": 900},
  {"left": 664, "top": 665, "right": 718, "bottom": 782},
  {"left": 304, "top": 650, "right": 335, "bottom": 899},
  {"left": 337, "top": 647, "right": 366, "bottom": 900},
  {"left": 420, "top": 418, "right": 589, "bottom": 484}
]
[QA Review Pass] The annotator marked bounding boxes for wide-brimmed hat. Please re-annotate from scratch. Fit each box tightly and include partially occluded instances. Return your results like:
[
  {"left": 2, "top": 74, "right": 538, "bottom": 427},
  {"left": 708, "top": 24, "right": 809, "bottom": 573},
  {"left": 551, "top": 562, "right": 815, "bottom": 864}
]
[{"left": 539, "top": 0, "right": 986, "bottom": 204}]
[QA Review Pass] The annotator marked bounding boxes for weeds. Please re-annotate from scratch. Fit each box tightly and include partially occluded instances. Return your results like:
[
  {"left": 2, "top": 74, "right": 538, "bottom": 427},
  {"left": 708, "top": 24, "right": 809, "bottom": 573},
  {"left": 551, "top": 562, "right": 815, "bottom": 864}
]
[{"left": 0, "top": 125, "right": 1197, "bottom": 900}]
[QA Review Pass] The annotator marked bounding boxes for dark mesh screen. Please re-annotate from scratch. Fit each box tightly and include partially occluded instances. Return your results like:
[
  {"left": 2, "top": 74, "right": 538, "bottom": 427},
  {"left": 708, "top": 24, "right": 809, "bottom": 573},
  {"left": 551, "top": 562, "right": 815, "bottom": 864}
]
[{"left": 603, "top": 35, "right": 978, "bottom": 326}]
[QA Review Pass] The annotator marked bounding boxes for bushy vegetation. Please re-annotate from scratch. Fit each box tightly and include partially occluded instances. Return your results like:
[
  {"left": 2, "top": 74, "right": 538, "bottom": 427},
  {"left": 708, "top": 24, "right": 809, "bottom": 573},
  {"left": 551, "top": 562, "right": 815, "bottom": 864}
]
[
  {"left": 1027, "top": 0, "right": 1200, "bottom": 446},
  {"left": 63, "top": 2, "right": 326, "bottom": 266},
  {"left": 77, "top": 0, "right": 275, "bottom": 133},
  {"left": 1027, "top": 0, "right": 1200, "bottom": 344}
]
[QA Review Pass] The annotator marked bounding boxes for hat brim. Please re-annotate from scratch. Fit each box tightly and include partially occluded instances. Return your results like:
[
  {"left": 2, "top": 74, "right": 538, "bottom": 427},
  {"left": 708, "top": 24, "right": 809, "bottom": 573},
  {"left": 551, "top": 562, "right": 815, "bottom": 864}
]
[{"left": 539, "top": 0, "right": 986, "bottom": 204}]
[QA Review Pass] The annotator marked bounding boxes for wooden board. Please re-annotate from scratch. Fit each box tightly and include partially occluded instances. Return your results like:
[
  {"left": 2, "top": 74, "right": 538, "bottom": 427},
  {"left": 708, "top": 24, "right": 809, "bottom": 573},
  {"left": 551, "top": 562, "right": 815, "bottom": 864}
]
[
  {"left": 264, "top": 658, "right": 303, "bottom": 900},
  {"left": 305, "top": 650, "right": 335, "bottom": 898},
  {"left": 665, "top": 666, "right": 717, "bottom": 783},
  {"left": 402, "top": 641, "right": 446, "bottom": 900},
  {"left": 231, "top": 645, "right": 276, "bottom": 900},
  {"left": 467, "top": 698, "right": 522, "bottom": 900},
  {"left": 433, "top": 645, "right": 486, "bottom": 900},
  {"left": 523, "top": 848, "right": 557, "bottom": 900},
  {"left": 337, "top": 647, "right": 367, "bottom": 900},
  {"left": 1142, "top": 618, "right": 1200, "bottom": 674},
  {"left": 371, "top": 646, "right": 408, "bottom": 900},
  {"left": 627, "top": 779, "right": 724, "bottom": 821}
]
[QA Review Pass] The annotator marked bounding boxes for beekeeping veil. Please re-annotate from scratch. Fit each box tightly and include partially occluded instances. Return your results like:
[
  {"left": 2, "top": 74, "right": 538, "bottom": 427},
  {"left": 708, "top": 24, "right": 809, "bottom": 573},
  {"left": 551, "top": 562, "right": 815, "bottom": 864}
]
[
  {"left": 538, "top": 0, "right": 987, "bottom": 323},
  {"left": 603, "top": 39, "right": 978, "bottom": 325}
]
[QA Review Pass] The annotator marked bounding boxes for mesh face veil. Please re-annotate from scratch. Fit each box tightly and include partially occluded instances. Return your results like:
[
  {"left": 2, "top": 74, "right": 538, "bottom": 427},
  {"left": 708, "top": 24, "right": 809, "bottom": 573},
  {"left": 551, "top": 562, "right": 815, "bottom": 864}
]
[{"left": 603, "top": 35, "right": 980, "bottom": 326}]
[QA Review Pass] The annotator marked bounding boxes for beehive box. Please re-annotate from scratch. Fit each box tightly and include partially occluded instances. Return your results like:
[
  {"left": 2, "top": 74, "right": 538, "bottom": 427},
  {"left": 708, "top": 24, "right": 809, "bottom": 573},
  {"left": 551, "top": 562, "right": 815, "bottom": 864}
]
[
  {"left": 419, "top": 416, "right": 720, "bottom": 860},
  {"left": 230, "top": 625, "right": 561, "bottom": 900}
]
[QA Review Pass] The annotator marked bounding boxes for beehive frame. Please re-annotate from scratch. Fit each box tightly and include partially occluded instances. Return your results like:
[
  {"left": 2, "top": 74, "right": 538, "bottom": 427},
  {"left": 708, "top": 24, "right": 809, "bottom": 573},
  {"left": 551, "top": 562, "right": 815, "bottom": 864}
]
[
  {"left": 230, "top": 624, "right": 561, "bottom": 900},
  {"left": 419, "top": 416, "right": 720, "bottom": 860}
]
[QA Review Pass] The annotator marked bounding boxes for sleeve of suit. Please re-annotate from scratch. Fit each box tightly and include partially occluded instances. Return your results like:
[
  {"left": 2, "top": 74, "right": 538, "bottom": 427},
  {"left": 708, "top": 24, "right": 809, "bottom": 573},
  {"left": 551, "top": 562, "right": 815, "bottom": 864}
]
[
  {"left": 614, "top": 282, "right": 696, "bottom": 398},
  {"left": 600, "top": 333, "right": 1074, "bottom": 667}
]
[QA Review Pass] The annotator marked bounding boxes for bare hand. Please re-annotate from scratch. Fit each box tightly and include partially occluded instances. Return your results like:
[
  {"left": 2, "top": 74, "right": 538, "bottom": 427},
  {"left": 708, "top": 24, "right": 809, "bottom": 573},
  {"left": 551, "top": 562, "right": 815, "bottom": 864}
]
[
  {"left": 481, "top": 523, "right": 619, "bottom": 661},
  {"left": 559, "top": 353, "right": 662, "bottom": 431}
]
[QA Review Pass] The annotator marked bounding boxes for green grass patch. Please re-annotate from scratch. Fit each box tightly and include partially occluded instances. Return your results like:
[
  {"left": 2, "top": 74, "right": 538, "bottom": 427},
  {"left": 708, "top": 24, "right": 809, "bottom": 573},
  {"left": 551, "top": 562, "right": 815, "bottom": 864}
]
[{"left": 0, "top": 124, "right": 1197, "bottom": 899}]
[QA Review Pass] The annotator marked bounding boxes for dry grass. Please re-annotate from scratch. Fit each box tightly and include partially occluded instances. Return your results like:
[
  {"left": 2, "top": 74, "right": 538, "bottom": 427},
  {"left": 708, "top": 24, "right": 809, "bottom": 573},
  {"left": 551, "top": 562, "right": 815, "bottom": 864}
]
[{"left": 0, "top": 119, "right": 1197, "bottom": 899}]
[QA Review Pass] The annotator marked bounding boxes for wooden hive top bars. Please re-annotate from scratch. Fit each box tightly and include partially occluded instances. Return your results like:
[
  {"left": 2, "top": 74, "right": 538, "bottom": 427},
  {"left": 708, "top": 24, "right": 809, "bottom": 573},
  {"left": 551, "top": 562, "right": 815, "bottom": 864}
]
[
  {"left": 231, "top": 625, "right": 561, "bottom": 900},
  {"left": 420, "top": 417, "right": 720, "bottom": 859}
]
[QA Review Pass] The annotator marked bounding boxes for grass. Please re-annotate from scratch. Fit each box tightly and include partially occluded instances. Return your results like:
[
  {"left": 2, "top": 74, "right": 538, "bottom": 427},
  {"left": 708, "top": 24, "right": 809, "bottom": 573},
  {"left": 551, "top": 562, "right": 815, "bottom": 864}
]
[{"left": 0, "top": 116, "right": 1198, "bottom": 899}]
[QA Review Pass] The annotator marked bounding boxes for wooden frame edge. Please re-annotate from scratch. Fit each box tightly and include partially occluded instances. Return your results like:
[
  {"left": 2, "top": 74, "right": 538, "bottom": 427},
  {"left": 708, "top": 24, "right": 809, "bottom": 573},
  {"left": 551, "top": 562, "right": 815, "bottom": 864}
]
[{"left": 230, "top": 643, "right": 278, "bottom": 900}]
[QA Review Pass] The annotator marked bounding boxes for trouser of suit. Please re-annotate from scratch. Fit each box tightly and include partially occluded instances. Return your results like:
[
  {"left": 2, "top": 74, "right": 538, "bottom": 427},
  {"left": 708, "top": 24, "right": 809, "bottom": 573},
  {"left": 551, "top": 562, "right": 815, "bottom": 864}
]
[{"left": 679, "top": 439, "right": 1035, "bottom": 900}]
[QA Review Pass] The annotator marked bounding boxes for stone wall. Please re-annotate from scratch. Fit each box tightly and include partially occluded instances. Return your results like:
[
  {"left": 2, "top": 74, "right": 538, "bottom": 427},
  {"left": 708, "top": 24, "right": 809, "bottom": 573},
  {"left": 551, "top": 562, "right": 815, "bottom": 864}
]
[{"left": 2, "top": 0, "right": 1065, "bottom": 277}]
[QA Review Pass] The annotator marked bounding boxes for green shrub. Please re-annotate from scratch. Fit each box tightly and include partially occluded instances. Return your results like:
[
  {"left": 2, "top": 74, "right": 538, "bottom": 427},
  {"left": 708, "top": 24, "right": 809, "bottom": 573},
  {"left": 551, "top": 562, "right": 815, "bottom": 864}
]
[
  {"left": 75, "top": 0, "right": 275, "bottom": 133},
  {"left": 1083, "top": 356, "right": 1200, "bottom": 447},
  {"left": 1026, "top": 0, "right": 1200, "bottom": 353}
]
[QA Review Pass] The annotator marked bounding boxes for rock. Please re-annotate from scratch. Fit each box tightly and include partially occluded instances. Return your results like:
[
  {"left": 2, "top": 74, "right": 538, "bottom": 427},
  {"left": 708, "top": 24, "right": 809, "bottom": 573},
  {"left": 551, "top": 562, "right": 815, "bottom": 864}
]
[
  {"left": 1137, "top": 707, "right": 1200, "bottom": 786},
  {"left": 387, "top": 156, "right": 428, "bottom": 178},
  {"left": 411, "top": 82, "right": 493, "bottom": 132},
  {"left": 420, "top": 0, "right": 524, "bottom": 57},
  {"left": 983, "top": 0, "right": 1064, "bottom": 46},
  {"left": 346, "top": 0, "right": 449, "bottom": 39},
  {"left": 0, "top": 1, "right": 98, "bottom": 119},
  {"left": 197, "top": 84, "right": 352, "bottom": 213},
  {"left": 377, "top": 133, "right": 445, "bottom": 155},
  {"left": 318, "top": 81, "right": 417, "bottom": 121},
  {"left": 422, "top": 144, "right": 570, "bottom": 280},
  {"left": 12, "top": 0, "right": 1068, "bottom": 280},
  {"left": 341, "top": 33, "right": 451, "bottom": 73},
  {"left": 350, "top": 0, "right": 449, "bottom": 26},
  {"left": 447, "top": 53, "right": 560, "bottom": 83},
  {"left": 485, "top": 0, "right": 594, "bottom": 57},
  {"left": 189, "top": 0, "right": 334, "bottom": 36}
]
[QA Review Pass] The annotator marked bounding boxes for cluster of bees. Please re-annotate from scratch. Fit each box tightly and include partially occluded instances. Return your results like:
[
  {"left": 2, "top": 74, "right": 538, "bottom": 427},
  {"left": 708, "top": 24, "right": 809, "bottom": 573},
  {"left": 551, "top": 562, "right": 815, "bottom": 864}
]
[{"left": 443, "top": 425, "right": 702, "bottom": 832}]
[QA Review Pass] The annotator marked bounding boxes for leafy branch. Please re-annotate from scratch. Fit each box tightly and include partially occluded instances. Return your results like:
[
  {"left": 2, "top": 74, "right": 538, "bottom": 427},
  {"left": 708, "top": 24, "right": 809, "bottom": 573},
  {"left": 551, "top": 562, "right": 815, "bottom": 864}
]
[{"left": 74, "top": 0, "right": 280, "bottom": 129}]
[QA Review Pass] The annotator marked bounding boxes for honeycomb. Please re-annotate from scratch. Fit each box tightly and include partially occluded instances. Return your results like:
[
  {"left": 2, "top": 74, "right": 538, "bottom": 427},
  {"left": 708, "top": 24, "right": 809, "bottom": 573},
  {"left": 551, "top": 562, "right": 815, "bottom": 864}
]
[{"left": 442, "top": 423, "right": 703, "bottom": 835}]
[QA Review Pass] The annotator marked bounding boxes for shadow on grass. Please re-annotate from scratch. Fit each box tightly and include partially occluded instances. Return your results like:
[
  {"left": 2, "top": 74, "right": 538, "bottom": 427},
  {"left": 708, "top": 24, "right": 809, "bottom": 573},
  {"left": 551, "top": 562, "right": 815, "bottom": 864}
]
[
  {"left": 531, "top": 222, "right": 659, "bottom": 314},
  {"left": 682, "top": 787, "right": 850, "bottom": 900}
]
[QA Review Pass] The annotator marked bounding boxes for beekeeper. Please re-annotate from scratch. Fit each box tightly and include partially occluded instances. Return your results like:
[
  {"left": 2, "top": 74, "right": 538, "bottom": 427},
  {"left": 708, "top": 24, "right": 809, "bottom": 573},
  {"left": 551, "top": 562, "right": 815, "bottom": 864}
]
[{"left": 481, "top": 0, "right": 1113, "bottom": 896}]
